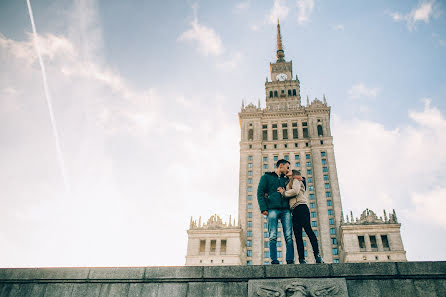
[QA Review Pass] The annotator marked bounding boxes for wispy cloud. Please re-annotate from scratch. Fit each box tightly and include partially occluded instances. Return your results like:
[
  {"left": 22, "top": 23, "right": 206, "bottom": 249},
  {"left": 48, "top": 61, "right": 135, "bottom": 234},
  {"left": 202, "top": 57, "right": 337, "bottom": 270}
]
[
  {"left": 331, "top": 24, "right": 344, "bottom": 31},
  {"left": 296, "top": 0, "right": 314, "bottom": 25},
  {"left": 178, "top": 3, "right": 224, "bottom": 56},
  {"left": 268, "top": 0, "right": 290, "bottom": 24},
  {"left": 388, "top": 0, "right": 439, "bottom": 30},
  {"left": 348, "top": 83, "right": 380, "bottom": 99},
  {"left": 234, "top": 0, "right": 251, "bottom": 14}
]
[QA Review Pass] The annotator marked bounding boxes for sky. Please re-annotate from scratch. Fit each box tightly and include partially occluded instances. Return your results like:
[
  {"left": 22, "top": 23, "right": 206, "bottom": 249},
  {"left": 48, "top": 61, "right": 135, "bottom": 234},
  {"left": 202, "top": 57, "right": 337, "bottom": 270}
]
[{"left": 0, "top": 0, "right": 445, "bottom": 267}]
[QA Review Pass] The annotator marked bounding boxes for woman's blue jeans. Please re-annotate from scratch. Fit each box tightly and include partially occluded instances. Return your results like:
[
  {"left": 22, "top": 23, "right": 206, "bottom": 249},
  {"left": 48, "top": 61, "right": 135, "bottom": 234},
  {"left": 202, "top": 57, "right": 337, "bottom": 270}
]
[{"left": 267, "top": 209, "right": 294, "bottom": 263}]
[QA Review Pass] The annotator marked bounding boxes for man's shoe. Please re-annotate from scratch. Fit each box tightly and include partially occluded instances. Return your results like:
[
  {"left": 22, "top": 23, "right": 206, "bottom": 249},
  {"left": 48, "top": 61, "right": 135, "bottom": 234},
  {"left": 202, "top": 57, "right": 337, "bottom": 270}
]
[
  {"left": 271, "top": 260, "right": 280, "bottom": 265},
  {"left": 286, "top": 260, "right": 294, "bottom": 264},
  {"left": 299, "top": 258, "right": 307, "bottom": 264},
  {"left": 315, "top": 254, "right": 324, "bottom": 264}
]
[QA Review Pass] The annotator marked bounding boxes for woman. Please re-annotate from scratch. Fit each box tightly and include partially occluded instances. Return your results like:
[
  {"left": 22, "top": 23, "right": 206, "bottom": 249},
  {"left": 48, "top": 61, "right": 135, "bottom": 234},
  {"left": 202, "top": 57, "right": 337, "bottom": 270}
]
[{"left": 278, "top": 170, "right": 323, "bottom": 264}]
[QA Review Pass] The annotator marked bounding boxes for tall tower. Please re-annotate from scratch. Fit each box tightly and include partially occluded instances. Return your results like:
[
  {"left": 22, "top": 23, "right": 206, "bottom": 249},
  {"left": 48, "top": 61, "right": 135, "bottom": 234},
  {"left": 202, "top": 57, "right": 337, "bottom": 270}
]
[{"left": 238, "top": 21, "right": 343, "bottom": 264}]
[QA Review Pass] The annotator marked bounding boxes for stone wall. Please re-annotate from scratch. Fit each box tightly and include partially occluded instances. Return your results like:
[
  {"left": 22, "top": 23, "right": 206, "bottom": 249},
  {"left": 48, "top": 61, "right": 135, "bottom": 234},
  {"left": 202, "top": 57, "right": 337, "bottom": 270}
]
[{"left": 1, "top": 262, "right": 445, "bottom": 296}]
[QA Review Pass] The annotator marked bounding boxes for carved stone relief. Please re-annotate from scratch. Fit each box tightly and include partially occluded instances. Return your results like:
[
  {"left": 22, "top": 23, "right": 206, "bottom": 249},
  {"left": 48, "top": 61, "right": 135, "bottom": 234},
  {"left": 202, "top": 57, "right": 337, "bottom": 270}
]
[{"left": 248, "top": 278, "right": 348, "bottom": 297}]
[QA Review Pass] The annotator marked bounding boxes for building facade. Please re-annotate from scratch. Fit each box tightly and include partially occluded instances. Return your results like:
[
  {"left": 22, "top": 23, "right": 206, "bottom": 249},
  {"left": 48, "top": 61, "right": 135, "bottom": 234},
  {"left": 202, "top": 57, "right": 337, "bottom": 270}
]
[
  {"left": 185, "top": 215, "right": 243, "bottom": 266},
  {"left": 185, "top": 22, "right": 406, "bottom": 266},
  {"left": 339, "top": 209, "right": 407, "bottom": 263}
]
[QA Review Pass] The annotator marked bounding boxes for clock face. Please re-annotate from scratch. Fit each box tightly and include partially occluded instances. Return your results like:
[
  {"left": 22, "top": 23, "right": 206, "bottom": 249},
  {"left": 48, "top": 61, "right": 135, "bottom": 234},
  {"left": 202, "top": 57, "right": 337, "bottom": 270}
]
[{"left": 276, "top": 73, "right": 288, "bottom": 81}]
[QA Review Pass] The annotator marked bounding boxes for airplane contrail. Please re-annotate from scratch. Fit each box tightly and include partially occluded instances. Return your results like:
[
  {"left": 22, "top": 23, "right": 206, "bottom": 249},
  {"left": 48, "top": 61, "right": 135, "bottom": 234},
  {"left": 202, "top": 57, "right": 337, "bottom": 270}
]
[{"left": 26, "top": 0, "right": 70, "bottom": 194}]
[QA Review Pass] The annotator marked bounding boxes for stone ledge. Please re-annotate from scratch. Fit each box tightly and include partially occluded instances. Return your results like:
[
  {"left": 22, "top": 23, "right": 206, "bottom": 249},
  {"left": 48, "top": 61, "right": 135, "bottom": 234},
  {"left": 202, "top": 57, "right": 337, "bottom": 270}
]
[{"left": 0, "top": 262, "right": 445, "bottom": 282}]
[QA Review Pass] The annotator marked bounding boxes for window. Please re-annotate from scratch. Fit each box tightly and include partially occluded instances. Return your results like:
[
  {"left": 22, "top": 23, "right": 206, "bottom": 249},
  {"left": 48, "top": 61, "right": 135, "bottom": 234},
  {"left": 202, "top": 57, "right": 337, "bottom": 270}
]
[
  {"left": 248, "top": 129, "right": 254, "bottom": 140},
  {"left": 247, "top": 186, "right": 252, "bottom": 192},
  {"left": 264, "top": 232, "right": 269, "bottom": 238},
  {"left": 281, "top": 90, "right": 284, "bottom": 94},
  {"left": 311, "top": 212, "right": 316, "bottom": 218},
  {"left": 263, "top": 164, "right": 268, "bottom": 169},
  {"left": 303, "top": 241, "right": 307, "bottom": 247},
  {"left": 329, "top": 218, "right": 335, "bottom": 225},
  {"left": 248, "top": 171, "right": 252, "bottom": 176},
  {"left": 274, "top": 91, "right": 278, "bottom": 97},
  {"left": 284, "top": 155, "right": 289, "bottom": 161},
  {"left": 264, "top": 251, "right": 270, "bottom": 258},
  {"left": 333, "top": 259, "right": 340, "bottom": 263},
  {"left": 210, "top": 240, "right": 216, "bottom": 254},
  {"left": 264, "top": 261, "right": 270, "bottom": 265},
  {"left": 277, "top": 251, "right": 282, "bottom": 258},
  {"left": 248, "top": 163, "right": 253, "bottom": 168},
  {"left": 262, "top": 124, "right": 267, "bottom": 129},
  {"left": 328, "top": 209, "right": 334, "bottom": 215},
  {"left": 381, "top": 235, "right": 390, "bottom": 250},
  {"left": 282, "top": 123, "right": 288, "bottom": 139},
  {"left": 324, "top": 175, "right": 329, "bottom": 181},
  {"left": 304, "top": 250, "right": 307, "bottom": 257},
  {"left": 330, "top": 228, "right": 336, "bottom": 235},
  {"left": 272, "top": 124, "right": 278, "bottom": 140},
  {"left": 314, "top": 231, "right": 318, "bottom": 237},
  {"left": 322, "top": 159, "right": 327, "bottom": 165},
  {"left": 248, "top": 195, "right": 252, "bottom": 200},
  {"left": 311, "top": 221, "right": 318, "bottom": 227},
  {"left": 248, "top": 221, "right": 252, "bottom": 227},
  {"left": 358, "top": 236, "right": 366, "bottom": 249},
  {"left": 294, "top": 143, "right": 298, "bottom": 148},
  {"left": 264, "top": 222, "right": 268, "bottom": 229},
  {"left": 317, "top": 125, "right": 323, "bottom": 136},
  {"left": 277, "top": 241, "right": 282, "bottom": 247},
  {"left": 302, "top": 231, "right": 306, "bottom": 237},
  {"left": 308, "top": 177, "right": 313, "bottom": 183},
  {"left": 263, "top": 156, "right": 268, "bottom": 162},
  {"left": 247, "top": 240, "right": 252, "bottom": 247},
  {"left": 248, "top": 178, "right": 252, "bottom": 184},
  {"left": 306, "top": 154, "right": 311, "bottom": 159},
  {"left": 326, "top": 192, "right": 331, "bottom": 198},
  {"left": 295, "top": 154, "right": 300, "bottom": 160},
  {"left": 274, "top": 155, "right": 278, "bottom": 162},
  {"left": 284, "top": 144, "right": 288, "bottom": 148},
  {"left": 309, "top": 186, "right": 314, "bottom": 191},
  {"left": 247, "top": 250, "right": 252, "bottom": 257},
  {"left": 199, "top": 240, "right": 206, "bottom": 253},
  {"left": 323, "top": 167, "right": 328, "bottom": 172},
  {"left": 305, "top": 142, "right": 309, "bottom": 147},
  {"left": 370, "top": 235, "right": 378, "bottom": 249},
  {"left": 332, "top": 238, "right": 337, "bottom": 245},
  {"left": 325, "top": 183, "right": 330, "bottom": 189},
  {"left": 248, "top": 203, "right": 252, "bottom": 209},
  {"left": 269, "top": 91, "right": 273, "bottom": 98},
  {"left": 321, "top": 152, "right": 326, "bottom": 157},
  {"left": 248, "top": 155, "right": 253, "bottom": 161},
  {"left": 310, "top": 203, "right": 315, "bottom": 209},
  {"left": 293, "top": 89, "right": 296, "bottom": 96},
  {"left": 306, "top": 162, "right": 311, "bottom": 167},
  {"left": 309, "top": 194, "right": 315, "bottom": 200},
  {"left": 332, "top": 248, "right": 338, "bottom": 255},
  {"left": 303, "top": 127, "right": 308, "bottom": 138},
  {"left": 327, "top": 200, "right": 332, "bottom": 206},
  {"left": 249, "top": 144, "right": 252, "bottom": 149},
  {"left": 247, "top": 230, "right": 252, "bottom": 237},
  {"left": 292, "top": 123, "right": 298, "bottom": 139},
  {"left": 274, "top": 144, "right": 277, "bottom": 149},
  {"left": 295, "top": 162, "right": 300, "bottom": 167},
  {"left": 248, "top": 212, "right": 252, "bottom": 218},
  {"left": 264, "top": 145, "right": 267, "bottom": 149},
  {"left": 307, "top": 169, "right": 312, "bottom": 175},
  {"left": 221, "top": 240, "right": 227, "bottom": 254},
  {"left": 277, "top": 232, "right": 282, "bottom": 237},
  {"left": 264, "top": 241, "right": 269, "bottom": 248},
  {"left": 288, "top": 89, "right": 292, "bottom": 96},
  {"left": 247, "top": 260, "right": 252, "bottom": 265}
]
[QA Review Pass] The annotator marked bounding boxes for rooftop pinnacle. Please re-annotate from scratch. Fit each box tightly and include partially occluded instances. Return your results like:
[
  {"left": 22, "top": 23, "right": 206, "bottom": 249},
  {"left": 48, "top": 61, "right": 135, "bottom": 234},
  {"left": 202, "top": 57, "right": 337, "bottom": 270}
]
[{"left": 276, "top": 19, "right": 285, "bottom": 62}]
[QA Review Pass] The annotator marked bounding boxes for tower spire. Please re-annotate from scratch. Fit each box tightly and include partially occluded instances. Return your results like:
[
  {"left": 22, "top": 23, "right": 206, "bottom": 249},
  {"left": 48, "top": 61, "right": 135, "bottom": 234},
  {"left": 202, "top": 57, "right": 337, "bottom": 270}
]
[{"left": 276, "top": 19, "right": 285, "bottom": 62}]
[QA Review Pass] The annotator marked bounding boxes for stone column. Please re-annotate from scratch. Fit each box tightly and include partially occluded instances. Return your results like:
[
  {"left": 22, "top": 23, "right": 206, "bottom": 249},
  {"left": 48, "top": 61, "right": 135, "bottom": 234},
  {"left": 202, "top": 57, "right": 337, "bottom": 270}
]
[{"left": 365, "top": 235, "right": 371, "bottom": 252}]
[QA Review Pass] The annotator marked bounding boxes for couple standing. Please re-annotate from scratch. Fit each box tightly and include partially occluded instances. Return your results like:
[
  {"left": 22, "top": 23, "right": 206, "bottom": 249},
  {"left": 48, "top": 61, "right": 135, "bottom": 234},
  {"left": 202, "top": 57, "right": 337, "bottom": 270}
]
[{"left": 257, "top": 159, "right": 323, "bottom": 264}]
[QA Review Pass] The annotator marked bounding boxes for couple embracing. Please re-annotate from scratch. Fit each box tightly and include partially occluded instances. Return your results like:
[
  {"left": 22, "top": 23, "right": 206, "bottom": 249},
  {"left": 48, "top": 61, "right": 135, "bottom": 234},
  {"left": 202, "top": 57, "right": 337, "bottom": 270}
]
[{"left": 257, "top": 159, "right": 323, "bottom": 264}]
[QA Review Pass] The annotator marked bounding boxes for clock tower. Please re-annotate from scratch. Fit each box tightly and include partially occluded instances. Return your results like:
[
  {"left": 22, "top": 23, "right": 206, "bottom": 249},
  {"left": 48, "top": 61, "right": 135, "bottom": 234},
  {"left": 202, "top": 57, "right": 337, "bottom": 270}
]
[{"left": 265, "top": 20, "right": 301, "bottom": 110}]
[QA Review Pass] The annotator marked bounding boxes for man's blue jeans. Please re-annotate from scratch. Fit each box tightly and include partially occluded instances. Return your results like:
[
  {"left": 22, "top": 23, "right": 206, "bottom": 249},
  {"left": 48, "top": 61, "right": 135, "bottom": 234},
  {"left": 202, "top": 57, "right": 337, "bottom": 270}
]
[{"left": 267, "top": 209, "right": 294, "bottom": 263}]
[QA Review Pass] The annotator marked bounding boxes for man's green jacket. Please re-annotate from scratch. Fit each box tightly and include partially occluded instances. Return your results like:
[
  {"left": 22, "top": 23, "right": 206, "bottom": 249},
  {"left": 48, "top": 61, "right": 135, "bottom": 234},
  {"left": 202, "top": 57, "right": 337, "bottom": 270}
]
[{"left": 257, "top": 172, "right": 290, "bottom": 213}]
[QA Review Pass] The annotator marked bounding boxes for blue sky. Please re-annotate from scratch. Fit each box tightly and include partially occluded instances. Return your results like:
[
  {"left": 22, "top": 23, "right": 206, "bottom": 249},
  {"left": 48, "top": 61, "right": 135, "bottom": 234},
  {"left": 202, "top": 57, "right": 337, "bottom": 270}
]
[{"left": 0, "top": 0, "right": 445, "bottom": 267}]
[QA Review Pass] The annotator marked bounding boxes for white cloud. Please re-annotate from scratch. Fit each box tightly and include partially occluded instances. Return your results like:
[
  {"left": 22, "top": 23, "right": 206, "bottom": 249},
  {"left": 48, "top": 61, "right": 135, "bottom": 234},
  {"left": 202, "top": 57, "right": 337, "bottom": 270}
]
[
  {"left": 216, "top": 51, "right": 243, "bottom": 71},
  {"left": 412, "top": 188, "right": 446, "bottom": 230},
  {"left": 388, "top": 0, "right": 438, "bottom": 30},
  {"left": 348, "top": 83, "right": 380, "bottom": 99},
  {"left": 178, "top": 5, "right": 224, "bottom": 57},
  {"left": 333, "top": 99, "right": 446, "bottom": 258},
  {"left": 331, "top": 24, "right": 344, "bottom": 31},
  {"left": 234, "top": 0, "right": 251, "bottom": 13},
  {"left": 296, "top": 0, "right": 314, "bottom": 25},
  {"left": 268, "top": 0, "right": 290, "bottom": 24}
]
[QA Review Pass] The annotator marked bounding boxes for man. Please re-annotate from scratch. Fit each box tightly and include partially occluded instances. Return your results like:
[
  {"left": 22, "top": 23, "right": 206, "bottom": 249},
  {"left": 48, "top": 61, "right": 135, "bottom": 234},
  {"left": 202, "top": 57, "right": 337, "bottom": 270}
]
[
  {"left": 279, "top": 170, "right": 323, "bottom": 264},
  {"left": 257, "top": 159, "right": 294, "bottom": 264}
]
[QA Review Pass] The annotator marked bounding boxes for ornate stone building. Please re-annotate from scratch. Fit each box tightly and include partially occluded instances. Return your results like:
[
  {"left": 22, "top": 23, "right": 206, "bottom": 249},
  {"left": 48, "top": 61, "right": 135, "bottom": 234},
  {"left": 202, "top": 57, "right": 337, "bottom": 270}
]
[
  {"left": 185, "top": 215, "right": 243, "bottom": 266},
  {"left": 186, "top": 21, "right": 406, "bottom": 266},
  {"left": 339, "top": 209, "right": 407, "bottom": 263}
]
